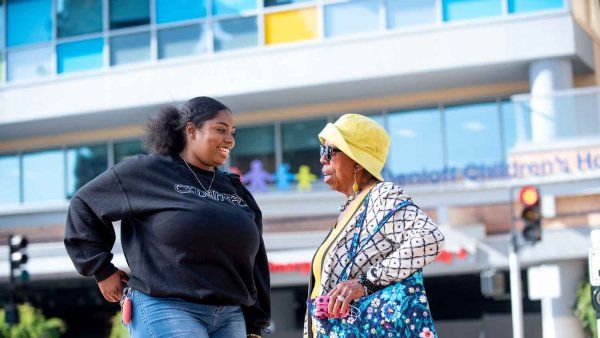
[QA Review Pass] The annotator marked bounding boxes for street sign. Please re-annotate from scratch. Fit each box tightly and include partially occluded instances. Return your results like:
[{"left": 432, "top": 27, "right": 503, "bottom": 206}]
[
  {"left": 589, "top": 247, "right": 600, "bottom": 287},
  {"left": 527, "top": 265, "right": 560, "bottom": 300}
]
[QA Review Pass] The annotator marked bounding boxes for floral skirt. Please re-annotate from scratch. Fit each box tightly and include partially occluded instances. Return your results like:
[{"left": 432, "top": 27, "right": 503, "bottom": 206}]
[{"left": 308, "top": 271, "right": 437, "bottom": 338}]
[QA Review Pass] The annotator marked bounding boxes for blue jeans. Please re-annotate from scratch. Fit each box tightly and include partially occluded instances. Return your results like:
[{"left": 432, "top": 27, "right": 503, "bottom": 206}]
[{"left": 127, "top": 289, "right": 247, "bottom": 338}]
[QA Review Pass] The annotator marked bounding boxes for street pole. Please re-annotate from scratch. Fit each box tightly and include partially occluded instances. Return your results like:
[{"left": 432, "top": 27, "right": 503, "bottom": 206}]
[
  {"left": 509, "top": 241, "right": 524, "bottom": 338},
  {"left": 6, "top": 234, "right": 18, "bottom": 325},
  {"left": 509, "top": 188, "right": 525, "bottom": 338},
  {"left": 588, "top": 230, "right": 600, "bottom": 333}
]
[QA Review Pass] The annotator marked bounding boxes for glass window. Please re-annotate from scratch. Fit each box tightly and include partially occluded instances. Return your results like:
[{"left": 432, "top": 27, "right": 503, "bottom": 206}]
[
  {"left": 57, "top": 38, "right": 104, "bottom": 74},
  {"left": 526, "top": 94, "right": 586, "bottom": 141},
  {"left": 367, "top": 113, "right": 384, "bottom": 127},
  {"left": 387, "top": 108, "right": 444, "bottom": 175},
  {"left": 0, "top": 54, "right": 4, "bottom": 84},
  {"left": 444, "top": 102, "right": 502, "bottom": 167},
  {"left": 110, "top": 32, "right": 150, "bottom": 66},
  {"left": 114, "top": 139, "right": 145, "bottom": 163},
  {"left": 282, "top": 119, "right": 326, "bottom": 177},
  {"left": 229, "top": 125, "right": 276, "bottom": 173},
  {"left": 7, "top": 0, "right": 52, "bottom": 47},
  {"left": 156, "top": 0, "right": 206, "bottom": 24},
  {"left": 442, "top": 0, "right": 502, "bottom": 21},
  {"left": 158, "top": 25, "right": 207, "bottom": 59},
  {"left": 265, "top": 0, "right": 310, "bottom": 7},
  {"left": 158, "top": 24, "right": 207, "bottom": 59},
  {"left": 110, "top": 0, "right": 150, "bottom": 29},
  {"left": 387, "top": 0, "right": 437, "bottom": 28},
  {"left": 213, "top": 0, "right": 256, "bottom": 15},
  {"left": 0, "top": 155, "right": 20, "bottom": 204},
  {"left": 324, "top": 0, "right": 380, "bottom": 37},
  {"left": 23, "top": 149, "right": 65, "bottom": 203},
  {"left": 57, "top": 0, "right": 103, "bottom": 38},
  {"left": 360, "top": 113, "right": 398, "bottom": 180},
  {"left": 1, "top": 0, "right": 5, "bottom": 49},
  {"left": 501, "top": 101, "right": 518, "bottom": 155},
  {"left": 334, "top": 112, "right": 384, "bottom": 126},
  {"left": 573, "top": 92, "right": 600, "bottom": 137},
  {"left": 214, "top": 17, "right": 258, "bottom": 52},
  {"left": 66, "top": 144, "right": 108, "bottom": 198},
  {"left": 510, "top": 99, "right": 532, "bottom": 146},
  {"left": 7, "top": 46, "right": 53, "bottom": 82},
  {"left": 508, "top": 0, "right": 563, "bottom": 13},
  {"left": 265, "top": 7, "right": 317, "bottom": 45}
]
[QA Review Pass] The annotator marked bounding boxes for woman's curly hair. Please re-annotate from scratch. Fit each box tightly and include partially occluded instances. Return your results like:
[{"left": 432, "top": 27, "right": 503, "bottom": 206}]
[{"left": 143, "top": 96, "right": 230, "bottom": 155}]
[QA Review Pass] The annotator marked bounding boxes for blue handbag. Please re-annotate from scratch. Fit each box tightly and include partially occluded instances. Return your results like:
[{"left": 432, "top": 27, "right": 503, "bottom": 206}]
[{"left": 307, "top": 198, "right": 438, "bottom": 338}]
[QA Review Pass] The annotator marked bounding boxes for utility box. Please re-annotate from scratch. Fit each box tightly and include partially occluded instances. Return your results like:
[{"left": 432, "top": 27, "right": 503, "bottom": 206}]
[{"left": 480, "top": 270, "right": 506, "bottom": 299}]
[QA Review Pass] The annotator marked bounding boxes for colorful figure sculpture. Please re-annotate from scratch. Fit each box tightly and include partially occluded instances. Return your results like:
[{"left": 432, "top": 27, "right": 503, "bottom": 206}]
[
  {"left": 242, "top": 159, "right": 273, "bottom": 192},
  {"left": 275, "top": 163, "right": 295, "bottom": 191},
  {"left": 296, "top": 165, "right": 317, "bottom": 192}
]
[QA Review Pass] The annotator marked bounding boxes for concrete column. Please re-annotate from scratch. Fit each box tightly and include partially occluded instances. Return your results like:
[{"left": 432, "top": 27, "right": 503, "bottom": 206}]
[{"left": 528, "top": 58, "right": 575, "bottom": 143}]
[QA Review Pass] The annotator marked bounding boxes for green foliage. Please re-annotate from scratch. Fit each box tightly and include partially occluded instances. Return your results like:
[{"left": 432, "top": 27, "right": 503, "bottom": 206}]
[
  {"left": 0, "top": 303, "right": 66, "bottom": 338},
  {"left": 108, "top": 312, "right": 128, "bottom": 338},
  {"left": 575, "top": 280, "right": 598, "bottom": 338}
]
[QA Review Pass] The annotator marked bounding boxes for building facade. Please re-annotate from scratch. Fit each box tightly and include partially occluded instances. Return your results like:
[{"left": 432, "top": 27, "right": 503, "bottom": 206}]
[{"left": 1, "top": 0, "right": 600, "bottom": 337}]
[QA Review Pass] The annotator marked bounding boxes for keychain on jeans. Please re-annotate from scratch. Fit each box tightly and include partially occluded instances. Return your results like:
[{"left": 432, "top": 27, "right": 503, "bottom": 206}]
[{"left": 120, "top": 285, "right": 133, "bottom": 324}]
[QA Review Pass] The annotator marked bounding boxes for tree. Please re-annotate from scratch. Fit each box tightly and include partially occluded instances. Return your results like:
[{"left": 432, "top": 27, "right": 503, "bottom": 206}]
[
  {"left": 109, "top": 312, "right": 128, "bottom": 338},
  {"left": 0, "top": 303, "right": 66, "bottom": 338},
  {"left": 575, "top": 280, "right": 598, "bottom": 338}
]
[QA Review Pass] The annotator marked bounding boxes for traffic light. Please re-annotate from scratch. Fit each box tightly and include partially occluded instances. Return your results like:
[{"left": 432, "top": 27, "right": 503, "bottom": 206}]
[
  {"left": 4, "top": 303, "right": 18, "bottom": 325},
  {"left": 8, "top": 234, "right": 29, "bottom": 283},
  {"left": 6, "top": 234, "right": 28, "bottom": 326},
  {"left": 519, "top": 186, "right": 542, "bottom": 243}
]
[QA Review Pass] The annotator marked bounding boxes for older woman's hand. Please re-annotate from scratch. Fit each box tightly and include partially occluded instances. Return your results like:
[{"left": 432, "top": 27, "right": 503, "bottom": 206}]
[{"left": 327, "top": 279, "right": 366, "bottom": 317}]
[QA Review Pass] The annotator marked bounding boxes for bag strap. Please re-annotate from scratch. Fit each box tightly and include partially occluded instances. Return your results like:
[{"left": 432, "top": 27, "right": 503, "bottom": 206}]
[{"left": 339, "top": 199, "right": 414, "bottom": 281}]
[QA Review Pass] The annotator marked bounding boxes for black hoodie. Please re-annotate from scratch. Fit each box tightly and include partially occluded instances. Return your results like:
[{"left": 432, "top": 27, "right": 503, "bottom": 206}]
[{"left": 64, "top": 154, "right": 270, "bottom": 334}]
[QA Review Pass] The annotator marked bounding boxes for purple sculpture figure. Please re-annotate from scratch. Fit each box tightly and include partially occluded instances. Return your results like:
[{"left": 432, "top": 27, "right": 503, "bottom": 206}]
[{"left": 242, "top": 159, "right": 273, "bottom": 192}]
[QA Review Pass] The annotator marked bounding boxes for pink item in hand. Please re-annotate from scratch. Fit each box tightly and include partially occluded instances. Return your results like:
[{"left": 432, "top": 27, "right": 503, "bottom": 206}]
[
  {"left": 122, "top": 297, "right": 132, "bottom": 324},
  {"left": 314, "top": 295, "right": 349, "bottom": 319}
]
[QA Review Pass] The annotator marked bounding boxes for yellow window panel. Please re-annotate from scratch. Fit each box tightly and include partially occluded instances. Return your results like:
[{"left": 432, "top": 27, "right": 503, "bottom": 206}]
[{"left": 265, "top": 7, "right": 318, "bottom": 45}]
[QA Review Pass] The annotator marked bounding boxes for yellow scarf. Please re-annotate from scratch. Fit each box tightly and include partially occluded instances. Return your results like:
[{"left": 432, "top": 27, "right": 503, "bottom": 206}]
[
  {"left": 308, "top": 188, "right": 372, "bottom": 337},
  {"left": 310, "top": 187, "right": 371, "bottom": 298}
]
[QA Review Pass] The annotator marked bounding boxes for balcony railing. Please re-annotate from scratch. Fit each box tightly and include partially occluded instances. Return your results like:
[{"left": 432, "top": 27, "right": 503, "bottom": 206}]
[{"left": 511, "top": 86, "right": 600, "bottom": 148}]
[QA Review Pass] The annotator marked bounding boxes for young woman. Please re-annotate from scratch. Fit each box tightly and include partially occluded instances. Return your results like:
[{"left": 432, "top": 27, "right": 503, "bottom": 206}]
[{"left": 65, "top": 96, "right": 270, "bottom": 338}]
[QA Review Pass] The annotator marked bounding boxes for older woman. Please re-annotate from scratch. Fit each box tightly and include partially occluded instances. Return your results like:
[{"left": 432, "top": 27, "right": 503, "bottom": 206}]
[{"left": 305, "top": 114, "right": 444, "bottom": 338}]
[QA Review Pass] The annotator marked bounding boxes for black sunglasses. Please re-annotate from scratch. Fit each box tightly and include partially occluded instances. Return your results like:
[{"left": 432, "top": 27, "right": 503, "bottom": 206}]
[{"left": 320, "top": 144, "right": 342, "bottom": 161}]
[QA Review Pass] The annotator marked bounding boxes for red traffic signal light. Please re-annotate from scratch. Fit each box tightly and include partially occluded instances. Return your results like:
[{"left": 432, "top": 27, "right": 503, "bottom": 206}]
[
  {"left": 519, "top": 186, "right": 542, "bottom": 243},
  {"left": 519, "top": 186, "right": 540, "bottom": 207}
]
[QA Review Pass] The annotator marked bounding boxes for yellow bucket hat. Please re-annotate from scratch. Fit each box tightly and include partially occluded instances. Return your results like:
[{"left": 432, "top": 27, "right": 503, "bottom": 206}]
[{"left": 318, "top": 114, "right": 390, "bottom": 181}]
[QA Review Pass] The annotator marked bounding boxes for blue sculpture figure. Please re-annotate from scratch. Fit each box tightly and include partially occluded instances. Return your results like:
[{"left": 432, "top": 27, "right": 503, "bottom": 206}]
[
  {"left": 242, "top": 159, "right": 273, "bottom": 192},
  {"left": 275, "top": 163, "right": 296, "bottom": 190}
]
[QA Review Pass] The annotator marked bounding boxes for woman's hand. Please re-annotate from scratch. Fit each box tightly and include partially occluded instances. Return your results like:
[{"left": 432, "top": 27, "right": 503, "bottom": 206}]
[
  {"left": 327, "top": 279, "right": 366, "bottom": 317},
  {"left": 98, "top": 270, "right": 129, "bottom": 302}
]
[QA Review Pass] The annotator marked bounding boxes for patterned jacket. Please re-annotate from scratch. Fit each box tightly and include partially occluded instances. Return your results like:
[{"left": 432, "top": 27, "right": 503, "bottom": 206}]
[{"left": 304, "top": 182, "right": 445, "bottom": 337}]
